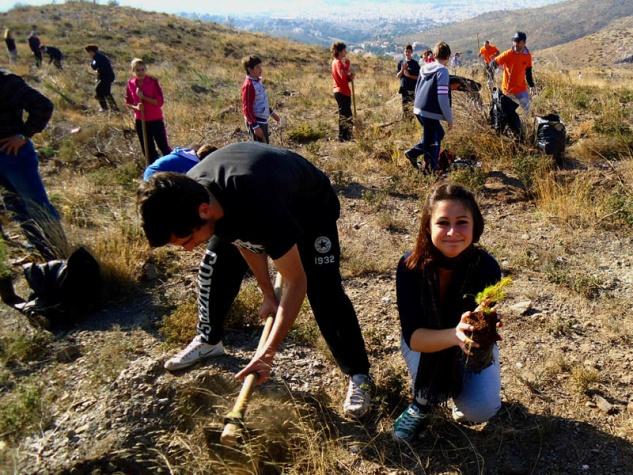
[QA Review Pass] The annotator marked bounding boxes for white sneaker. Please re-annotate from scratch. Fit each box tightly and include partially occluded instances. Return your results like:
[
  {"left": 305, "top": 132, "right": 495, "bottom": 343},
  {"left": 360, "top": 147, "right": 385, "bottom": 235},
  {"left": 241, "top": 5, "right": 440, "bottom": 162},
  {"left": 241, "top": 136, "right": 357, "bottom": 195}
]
[
  {"left": 164, "top": 335, "right": 225, "bottom": 371},
  {"left": 343, "top": 374, "right": 372, "bottom": 417}
]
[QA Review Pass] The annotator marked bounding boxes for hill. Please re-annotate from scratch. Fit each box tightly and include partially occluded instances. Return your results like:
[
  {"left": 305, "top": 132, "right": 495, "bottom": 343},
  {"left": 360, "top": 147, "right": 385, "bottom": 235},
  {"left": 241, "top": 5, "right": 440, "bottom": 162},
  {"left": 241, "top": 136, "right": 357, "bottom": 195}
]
[
  {"left": 403, "top": 0, "right": 633, "bottom": 59},
  {"left": 538, "top": 16, "right": 633, "bottom": 68},
  {"left": 1, "top": 3, "right": 633, "bottom": 474}
]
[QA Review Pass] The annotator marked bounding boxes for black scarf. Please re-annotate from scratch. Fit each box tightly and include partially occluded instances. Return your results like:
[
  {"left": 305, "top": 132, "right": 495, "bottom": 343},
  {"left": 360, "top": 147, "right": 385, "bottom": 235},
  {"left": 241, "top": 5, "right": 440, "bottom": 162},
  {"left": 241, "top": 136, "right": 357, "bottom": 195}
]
[{"left": 413, "top": 245, "right": 480, "bottom": 404}]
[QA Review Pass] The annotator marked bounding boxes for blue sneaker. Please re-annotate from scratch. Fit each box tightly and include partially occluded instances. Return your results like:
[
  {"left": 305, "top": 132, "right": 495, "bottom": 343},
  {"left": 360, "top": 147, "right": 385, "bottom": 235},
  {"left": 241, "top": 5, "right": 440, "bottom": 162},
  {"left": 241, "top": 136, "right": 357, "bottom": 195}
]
[{"left": 393, "top": 403, "right": 427, "bottom": 441}]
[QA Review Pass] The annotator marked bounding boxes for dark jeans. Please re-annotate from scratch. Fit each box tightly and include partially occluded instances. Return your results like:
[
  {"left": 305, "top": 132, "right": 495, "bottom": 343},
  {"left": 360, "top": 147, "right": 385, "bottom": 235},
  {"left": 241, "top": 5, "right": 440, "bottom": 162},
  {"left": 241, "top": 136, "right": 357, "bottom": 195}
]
[
  {"left": 406, "top": 115, "right": 445, "bottom": 171},
  {"left": 0, "top": 140, "right": 66, "bottom": 260},
  {"left": 247, "top": 121, "right": 270, "bottom": 144},
  {"left": 197, "top": 221, "right": 370, "bottom": 376},
  {"left": 334, "top": 92, "right": 353, "bottom": 141},
  {"left": 95, "top": 78, "right": 119, "bottom": 111},
  {"left": 135, "top": 119, "right": 171, "bottom": 166}
]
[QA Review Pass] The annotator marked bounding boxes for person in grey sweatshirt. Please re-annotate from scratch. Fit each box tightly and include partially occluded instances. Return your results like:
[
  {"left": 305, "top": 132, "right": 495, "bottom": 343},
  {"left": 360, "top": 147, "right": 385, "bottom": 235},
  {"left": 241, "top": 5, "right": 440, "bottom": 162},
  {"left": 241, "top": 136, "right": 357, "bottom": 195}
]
[{"left": 404, "top": 42, "right": 453, "bottom": 172}]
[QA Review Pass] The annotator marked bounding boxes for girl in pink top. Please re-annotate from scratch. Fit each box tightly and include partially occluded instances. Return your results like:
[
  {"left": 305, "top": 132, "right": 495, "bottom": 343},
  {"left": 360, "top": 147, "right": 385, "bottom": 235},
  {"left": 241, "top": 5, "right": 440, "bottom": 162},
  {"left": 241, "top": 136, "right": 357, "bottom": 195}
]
[
  {"left": 331, "top": 42, "right": 355, "bottom": 142},
  {"left": 125, "top": 58, "right": 171, "bottom": 165}
]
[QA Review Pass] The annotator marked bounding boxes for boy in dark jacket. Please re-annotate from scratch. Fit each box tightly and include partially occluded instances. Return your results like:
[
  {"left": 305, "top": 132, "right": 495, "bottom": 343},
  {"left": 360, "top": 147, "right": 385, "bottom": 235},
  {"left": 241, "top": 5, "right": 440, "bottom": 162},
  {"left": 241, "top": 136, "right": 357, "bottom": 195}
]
[
  {"left": 85, "top": 45, "right": 119, "bottom": 112},
  {"left": 404, "top": 42, "right": 453, "bottom": 172},
  {"left": 40, "top": 45, "right": 63, "bottom": 69},
  {"left": 396, "top": 44, "right": 420, "bottom": 118}
]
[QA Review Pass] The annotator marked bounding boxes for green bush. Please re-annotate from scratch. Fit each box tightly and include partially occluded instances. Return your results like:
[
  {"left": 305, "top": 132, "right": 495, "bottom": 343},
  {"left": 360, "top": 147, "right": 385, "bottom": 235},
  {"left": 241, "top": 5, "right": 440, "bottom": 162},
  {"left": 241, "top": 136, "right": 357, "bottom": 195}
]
[{"left": 287, "top": 123, "right": 326, "bottom": 144}]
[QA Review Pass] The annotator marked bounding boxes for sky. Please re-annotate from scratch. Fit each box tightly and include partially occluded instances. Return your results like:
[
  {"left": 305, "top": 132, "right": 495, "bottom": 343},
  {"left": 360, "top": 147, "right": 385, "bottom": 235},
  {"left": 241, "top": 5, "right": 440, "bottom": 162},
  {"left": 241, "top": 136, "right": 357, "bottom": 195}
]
[{"left": 0, "top": 0, "right": 564, "bottom": 17}]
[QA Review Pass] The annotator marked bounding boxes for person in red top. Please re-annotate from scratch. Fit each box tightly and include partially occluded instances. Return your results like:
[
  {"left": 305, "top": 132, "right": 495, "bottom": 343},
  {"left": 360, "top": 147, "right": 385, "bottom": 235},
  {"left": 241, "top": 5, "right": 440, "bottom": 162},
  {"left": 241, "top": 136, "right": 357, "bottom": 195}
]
[
  {"left": 478, "top": 40, "right": 500, "bottom": 88},
  {"left": 331, "top": 42, "right": 354, "bottom": 142},
  {"left": 422, "top": 49, "right": 435, "bottom": 64},
  {"left": 125, "top": 58, "right": 171, "bottom": 165},
  {"left": 490, "top": 32, "right": 534, "bottom": 113}
]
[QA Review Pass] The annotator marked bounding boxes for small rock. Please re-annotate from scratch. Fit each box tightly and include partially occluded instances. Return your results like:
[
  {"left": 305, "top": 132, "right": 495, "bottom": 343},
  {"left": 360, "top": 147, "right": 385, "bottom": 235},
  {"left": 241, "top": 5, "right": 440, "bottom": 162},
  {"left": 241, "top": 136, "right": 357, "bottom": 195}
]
[
  {"left": 381, "top": 296, "right": 392, "bottom": 304},
  {"left": 594, "top": 395, "right": 616, "bottom": 414},
  {"left": 581, "top": 465, "right": 590, "bottom": 471},
  {"left": 627, "top": 401, "right": 633, "bottom": 414},
  {"left": 515, "top": 362, "right": 524, "bottom": 369},
  {"left": 520, "top": 233, "right": 529, "bottom": 240},
  {"left": 585, "top": 401, "right": 596, "bottom": 408},
  {"left": 509, "top": 300, "right": 533, "bottom": 316}
]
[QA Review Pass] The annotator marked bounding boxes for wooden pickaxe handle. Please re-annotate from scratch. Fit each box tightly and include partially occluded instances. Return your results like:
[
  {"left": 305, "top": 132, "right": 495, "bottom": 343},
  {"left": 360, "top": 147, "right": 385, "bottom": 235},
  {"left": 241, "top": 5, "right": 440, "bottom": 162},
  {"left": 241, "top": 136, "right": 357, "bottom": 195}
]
[{"left": 220, "top": 272, "right": 282, "bottom": 447}]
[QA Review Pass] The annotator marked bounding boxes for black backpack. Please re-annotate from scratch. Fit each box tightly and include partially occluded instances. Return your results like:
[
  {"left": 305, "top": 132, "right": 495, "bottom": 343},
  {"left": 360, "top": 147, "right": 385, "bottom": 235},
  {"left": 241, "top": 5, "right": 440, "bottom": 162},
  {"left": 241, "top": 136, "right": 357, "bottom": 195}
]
[
  {"left": 16, "top": 247, "right": 101, "bottom": 329},
  {"left": 489, "top": 88, "right": 523, "bottom": 139},
  {"left": 536, "top": 114, "right": 566, "bottom": 165}
]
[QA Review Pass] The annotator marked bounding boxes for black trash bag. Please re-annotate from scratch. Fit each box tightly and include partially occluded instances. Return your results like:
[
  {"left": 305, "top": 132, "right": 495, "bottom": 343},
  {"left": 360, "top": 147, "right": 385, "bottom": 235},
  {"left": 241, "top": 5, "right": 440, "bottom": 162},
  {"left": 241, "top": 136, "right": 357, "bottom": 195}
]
[
  {"left": 18, "top": 247, "right": 101, "bottom": 328},
  {"left": 536, "top": 114, "right": 566, "bottom": 165},
  {"left": 489, "top": 88, "right": 522, "bottom": 139}
]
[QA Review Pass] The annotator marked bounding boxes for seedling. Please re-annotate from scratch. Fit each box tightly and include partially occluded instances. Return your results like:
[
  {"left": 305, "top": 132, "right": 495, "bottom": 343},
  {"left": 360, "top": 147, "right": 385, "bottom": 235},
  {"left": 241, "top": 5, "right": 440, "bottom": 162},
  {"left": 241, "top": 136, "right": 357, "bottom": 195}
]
[{"left": 464, "top": 277, "right": 512, "bottom": 371}]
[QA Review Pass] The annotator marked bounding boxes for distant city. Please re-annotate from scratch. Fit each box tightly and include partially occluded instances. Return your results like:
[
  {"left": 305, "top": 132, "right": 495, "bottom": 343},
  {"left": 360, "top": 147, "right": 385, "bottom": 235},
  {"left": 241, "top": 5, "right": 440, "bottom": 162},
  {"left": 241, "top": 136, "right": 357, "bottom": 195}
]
[{"left": 179, "top": 0, "right": 563, "bottom": 60}]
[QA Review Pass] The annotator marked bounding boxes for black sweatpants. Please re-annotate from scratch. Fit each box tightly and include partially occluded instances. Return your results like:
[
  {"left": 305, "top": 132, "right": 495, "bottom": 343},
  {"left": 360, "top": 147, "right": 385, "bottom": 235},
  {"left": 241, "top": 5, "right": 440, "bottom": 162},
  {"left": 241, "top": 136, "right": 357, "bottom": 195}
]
[
  {"left": 135, "top": 119, "right": 171, "bottom": 166},
  {"left": 197, "top": 222, "right": 370, "bottom": 376},
  {"left": 334, "top": 92, "right": 353, "bottom": 142}
]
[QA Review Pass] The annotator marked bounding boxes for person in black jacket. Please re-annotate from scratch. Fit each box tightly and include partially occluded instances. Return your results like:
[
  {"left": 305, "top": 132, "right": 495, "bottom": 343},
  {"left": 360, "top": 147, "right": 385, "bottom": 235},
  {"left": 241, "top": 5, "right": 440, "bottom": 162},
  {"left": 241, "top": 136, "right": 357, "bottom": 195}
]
[
  {"left": 85, "top": 44, "right": 119, "bottom": 112},
  {"left": 393, "top": 183, "right": 503, "bottom": 442},
  {"left": 27, "top": 27, "right": 42, "bottom": 68},
  {"left": 4, "top": 29, "right": 17, "bottom": 64},
  {"left": 40, "top": 45, "right": 63, "bottom": 70},
  {"left": 0, "top": 69, "right": 66, "bottom": 260},
  {"left": 396, "top": 44, "right": 420, "bottom": 118}
]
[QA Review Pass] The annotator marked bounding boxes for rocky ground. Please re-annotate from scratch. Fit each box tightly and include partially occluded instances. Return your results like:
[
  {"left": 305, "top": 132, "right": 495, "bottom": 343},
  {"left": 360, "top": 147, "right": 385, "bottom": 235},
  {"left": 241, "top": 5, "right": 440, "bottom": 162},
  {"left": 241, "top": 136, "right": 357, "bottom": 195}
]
[{"left": 1, "top": 155, "right": 631, "bottom": 474}]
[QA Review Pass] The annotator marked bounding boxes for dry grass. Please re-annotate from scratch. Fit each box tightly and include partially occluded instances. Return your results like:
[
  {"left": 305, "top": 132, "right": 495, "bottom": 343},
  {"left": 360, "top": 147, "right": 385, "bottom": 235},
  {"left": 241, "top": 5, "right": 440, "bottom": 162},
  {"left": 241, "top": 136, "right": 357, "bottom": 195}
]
[{"left": 1, "top": 3, "right": 633, "bottom": 473}]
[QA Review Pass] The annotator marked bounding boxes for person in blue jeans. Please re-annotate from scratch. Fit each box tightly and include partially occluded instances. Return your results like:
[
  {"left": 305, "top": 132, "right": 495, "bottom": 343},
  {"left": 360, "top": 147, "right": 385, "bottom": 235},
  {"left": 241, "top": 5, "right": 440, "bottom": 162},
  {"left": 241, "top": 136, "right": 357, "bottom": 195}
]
[
  {"left": 394, "top": 183, "right": 503, "bottom": 442},
  {"left": 0, "top": 68, "right": 65, "bottom": 260},
  {"left": 404, "top": 42, "right": 453, "bottom": 173}
]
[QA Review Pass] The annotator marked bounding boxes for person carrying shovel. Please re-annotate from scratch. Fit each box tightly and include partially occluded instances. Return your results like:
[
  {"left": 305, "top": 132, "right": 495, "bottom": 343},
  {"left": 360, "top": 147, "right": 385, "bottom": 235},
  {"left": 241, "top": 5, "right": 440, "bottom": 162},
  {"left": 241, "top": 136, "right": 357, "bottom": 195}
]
[
  {"left": 125, "top": 58, "right": 171, "bottom": 166},
  {"left": 331, "top": 42, "right": 355, "bottom": 142},
  {"left": 138, "top": 141, "right": 373, "bottom": 418}
]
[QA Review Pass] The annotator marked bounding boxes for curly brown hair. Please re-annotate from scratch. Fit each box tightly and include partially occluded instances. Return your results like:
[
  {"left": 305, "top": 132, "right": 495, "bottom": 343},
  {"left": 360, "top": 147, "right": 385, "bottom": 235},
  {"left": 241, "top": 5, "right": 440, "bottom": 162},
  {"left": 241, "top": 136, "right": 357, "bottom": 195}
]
[{"left": 331, "top": 42, "right": 346, "bottom": 58}]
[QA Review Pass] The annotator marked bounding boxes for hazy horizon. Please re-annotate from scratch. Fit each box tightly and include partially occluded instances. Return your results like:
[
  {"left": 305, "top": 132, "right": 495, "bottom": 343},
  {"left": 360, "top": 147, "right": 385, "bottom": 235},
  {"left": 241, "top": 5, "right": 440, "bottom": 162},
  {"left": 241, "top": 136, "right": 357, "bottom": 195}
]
[{"left": 1, "top": 0, "right": 565, "bottom": 20}]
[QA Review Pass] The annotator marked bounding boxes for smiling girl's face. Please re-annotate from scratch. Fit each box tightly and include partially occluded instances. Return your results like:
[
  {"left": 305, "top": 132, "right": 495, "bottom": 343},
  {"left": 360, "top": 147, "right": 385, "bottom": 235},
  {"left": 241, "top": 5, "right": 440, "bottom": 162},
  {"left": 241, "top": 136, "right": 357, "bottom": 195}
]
[{"left": 429, "top": 199, "right": 474, "bottom": 258}]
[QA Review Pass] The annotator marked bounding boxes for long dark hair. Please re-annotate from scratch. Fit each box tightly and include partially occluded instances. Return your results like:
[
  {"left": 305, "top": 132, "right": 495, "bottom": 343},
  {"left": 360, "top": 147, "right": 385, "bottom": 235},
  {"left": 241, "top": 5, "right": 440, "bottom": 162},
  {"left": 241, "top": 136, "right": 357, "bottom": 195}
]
[{"left": 405, "top": 183, "right": 484, "bottom": 271}]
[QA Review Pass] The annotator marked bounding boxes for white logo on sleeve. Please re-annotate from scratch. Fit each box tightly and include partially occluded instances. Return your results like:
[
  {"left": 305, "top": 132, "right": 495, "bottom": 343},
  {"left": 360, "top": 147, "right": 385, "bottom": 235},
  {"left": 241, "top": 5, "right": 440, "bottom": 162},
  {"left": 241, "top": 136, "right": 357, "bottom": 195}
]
[
  {"left": 314, "top": 236, "right": 332, "bottom": 254},
  {"left": 233, "top": 239, "right": 265, "bottom": 254}
]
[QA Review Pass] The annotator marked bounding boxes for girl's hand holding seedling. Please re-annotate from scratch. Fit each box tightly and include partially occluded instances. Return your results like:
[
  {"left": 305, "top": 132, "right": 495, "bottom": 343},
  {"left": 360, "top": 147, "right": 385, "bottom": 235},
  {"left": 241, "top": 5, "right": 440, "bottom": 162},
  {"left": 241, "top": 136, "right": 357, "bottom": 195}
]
[{"left": 455, "top": 311, "right": 479, "bottom": 355}]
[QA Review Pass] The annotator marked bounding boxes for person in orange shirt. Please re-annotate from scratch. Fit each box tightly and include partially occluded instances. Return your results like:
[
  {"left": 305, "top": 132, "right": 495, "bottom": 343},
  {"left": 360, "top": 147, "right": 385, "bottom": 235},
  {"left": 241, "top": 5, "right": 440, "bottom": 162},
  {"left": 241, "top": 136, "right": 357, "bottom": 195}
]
[
  {"left": 490, "top": 32, "right": 534, "bottom": 112},
  {"left": 478, "top": 40, "right": 499, "bottom": 88},
  {"left": 331, "top": 42, "right": 355, "bottom": 142}
]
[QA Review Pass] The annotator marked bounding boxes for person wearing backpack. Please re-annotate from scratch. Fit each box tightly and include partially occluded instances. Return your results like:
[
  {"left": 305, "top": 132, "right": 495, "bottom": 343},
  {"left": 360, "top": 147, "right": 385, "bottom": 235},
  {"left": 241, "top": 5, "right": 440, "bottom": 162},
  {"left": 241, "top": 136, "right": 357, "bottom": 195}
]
[
  {"left": 404, "top": 42, "right": 453, "bottom": 173},
  {"left": 490, "top": 32, "right": 534, "bottom": 113}
]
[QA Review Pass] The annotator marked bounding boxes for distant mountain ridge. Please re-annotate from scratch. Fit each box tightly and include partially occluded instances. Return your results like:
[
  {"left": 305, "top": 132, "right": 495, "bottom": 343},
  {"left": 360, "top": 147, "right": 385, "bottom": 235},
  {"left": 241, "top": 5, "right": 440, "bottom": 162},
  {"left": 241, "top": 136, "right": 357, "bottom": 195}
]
[
  {"left": 403, "top": 0, "right": 633, "bottom": 58},
  {"left": 539, "top": 16, "right": 633, "bottom": 68}
]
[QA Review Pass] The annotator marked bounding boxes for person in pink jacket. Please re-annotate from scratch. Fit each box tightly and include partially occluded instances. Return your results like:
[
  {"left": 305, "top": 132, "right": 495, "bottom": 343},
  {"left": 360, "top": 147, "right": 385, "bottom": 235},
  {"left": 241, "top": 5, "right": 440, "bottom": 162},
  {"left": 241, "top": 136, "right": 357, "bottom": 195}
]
[{"left": 125, "top": 58, "right": 171, "bottom": 165}]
